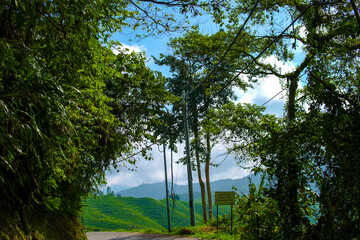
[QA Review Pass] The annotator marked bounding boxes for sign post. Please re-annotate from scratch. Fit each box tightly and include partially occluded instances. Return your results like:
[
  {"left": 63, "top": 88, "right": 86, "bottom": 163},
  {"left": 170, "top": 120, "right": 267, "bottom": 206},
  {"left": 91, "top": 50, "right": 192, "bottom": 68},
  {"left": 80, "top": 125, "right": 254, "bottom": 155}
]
[{"left": 215, "top": 191, "right": 235, "bottom": 234}]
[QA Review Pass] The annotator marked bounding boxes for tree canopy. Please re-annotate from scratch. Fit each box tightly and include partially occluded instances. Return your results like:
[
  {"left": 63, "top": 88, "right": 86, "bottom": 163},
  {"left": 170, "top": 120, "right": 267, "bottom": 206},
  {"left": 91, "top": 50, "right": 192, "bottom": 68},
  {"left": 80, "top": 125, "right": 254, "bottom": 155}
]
[
  {"left": 0, "top": 0, "right": 221, "bottom": 235},
  {"left": 203, "top": 0, "right": 360, "bottom": 238}
]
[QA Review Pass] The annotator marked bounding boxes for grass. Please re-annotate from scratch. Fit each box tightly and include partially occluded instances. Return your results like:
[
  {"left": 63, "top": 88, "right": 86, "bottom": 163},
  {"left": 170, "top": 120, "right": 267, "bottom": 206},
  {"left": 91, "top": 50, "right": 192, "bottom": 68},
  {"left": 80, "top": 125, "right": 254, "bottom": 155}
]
[{"left": 171, "top": 223, "right": 242, "bottom": 240}]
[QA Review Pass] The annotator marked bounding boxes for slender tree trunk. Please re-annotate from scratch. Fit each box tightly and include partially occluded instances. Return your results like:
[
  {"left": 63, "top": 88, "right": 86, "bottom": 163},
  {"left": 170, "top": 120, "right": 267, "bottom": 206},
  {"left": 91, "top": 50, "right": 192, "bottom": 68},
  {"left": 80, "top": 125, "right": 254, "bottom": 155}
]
[
  {"left": 205, "top": 132, "right": 213, "bottom": 220},
  {"left": 286, "top": 75, "right": 301, "bottom": 237},
  {"left": 194, "top": 125, "right": 207, "bottom": 223},
  {"left": 191, "top": 106, "right": 207, "bottom": 223}
]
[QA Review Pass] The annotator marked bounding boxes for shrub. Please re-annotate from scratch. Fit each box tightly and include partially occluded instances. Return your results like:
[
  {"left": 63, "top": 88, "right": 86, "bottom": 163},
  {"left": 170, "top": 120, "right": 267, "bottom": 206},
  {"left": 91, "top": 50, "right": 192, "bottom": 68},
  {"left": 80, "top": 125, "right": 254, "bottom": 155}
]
[{"left": 234, "top": 176, "right": 282, "bottom": 239}]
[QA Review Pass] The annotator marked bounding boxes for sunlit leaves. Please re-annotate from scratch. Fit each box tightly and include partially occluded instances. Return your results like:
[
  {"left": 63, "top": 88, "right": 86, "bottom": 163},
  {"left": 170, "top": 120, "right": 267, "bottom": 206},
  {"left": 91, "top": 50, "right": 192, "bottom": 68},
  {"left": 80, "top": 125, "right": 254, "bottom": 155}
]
[
  {"left": 0, "top": 0, "right": 175, "bottom": 218},
  {"left": 233, "top": 177, "right": 281, "bottom": 239}
]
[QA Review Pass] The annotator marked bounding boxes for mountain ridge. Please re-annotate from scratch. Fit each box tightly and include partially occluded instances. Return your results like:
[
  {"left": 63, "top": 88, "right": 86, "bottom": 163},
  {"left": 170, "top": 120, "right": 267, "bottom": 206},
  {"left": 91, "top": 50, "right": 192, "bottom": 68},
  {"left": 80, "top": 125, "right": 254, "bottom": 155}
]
[{"left": 115, "top": 174, "right": 261, "bottom": 200}]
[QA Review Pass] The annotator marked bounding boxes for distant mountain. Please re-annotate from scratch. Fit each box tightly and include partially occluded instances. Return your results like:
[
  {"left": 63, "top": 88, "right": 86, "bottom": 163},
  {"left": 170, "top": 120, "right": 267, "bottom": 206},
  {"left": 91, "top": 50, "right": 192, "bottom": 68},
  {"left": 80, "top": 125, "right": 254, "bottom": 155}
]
[
  {"left": 116, "top": 182, "right": 188, "bottom": 200},
  {"left": 116, "top": 174, "right": 262, "bottom": 200}
]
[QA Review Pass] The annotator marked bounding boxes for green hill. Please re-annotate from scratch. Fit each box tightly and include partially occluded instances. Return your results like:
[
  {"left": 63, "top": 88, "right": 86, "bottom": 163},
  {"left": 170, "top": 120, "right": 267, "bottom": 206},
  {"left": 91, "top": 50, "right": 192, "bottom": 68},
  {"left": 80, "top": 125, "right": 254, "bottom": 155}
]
[{"left": 81, "top": 195, "right": 204, "bottom": 232}]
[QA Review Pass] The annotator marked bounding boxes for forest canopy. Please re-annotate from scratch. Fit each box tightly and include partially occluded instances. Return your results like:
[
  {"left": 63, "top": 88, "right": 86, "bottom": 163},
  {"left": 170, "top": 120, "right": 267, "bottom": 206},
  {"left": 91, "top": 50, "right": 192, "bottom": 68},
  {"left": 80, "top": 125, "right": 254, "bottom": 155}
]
[{"left": 0, "top": 0, "right": 219, "bottom": 236}]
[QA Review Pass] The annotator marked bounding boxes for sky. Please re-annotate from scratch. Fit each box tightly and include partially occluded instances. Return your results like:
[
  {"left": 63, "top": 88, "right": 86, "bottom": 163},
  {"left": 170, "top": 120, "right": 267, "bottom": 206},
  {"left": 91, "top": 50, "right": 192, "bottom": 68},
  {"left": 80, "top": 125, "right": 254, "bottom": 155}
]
[{"left": 105, "top": 11, "right": 306, "bottom": 192}]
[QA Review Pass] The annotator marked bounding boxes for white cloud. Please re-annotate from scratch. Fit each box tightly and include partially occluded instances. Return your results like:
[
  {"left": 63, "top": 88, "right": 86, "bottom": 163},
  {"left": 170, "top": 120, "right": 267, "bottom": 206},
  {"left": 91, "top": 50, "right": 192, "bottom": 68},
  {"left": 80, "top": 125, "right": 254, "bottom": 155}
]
[
  {"left": 112, "top": 43, "right": 147, "bottom": 55},
  {"left": 298, "top": 25, "right": 307, "bottom": 39},
  {"left": 106, "top": 143, "right": 250, "bottom": 190},
  {"left": 106, "top": 144, "right": 187, "bottom": 189},
  {"left": 235, "top": 56, "right": 296, "bottom": 116}
]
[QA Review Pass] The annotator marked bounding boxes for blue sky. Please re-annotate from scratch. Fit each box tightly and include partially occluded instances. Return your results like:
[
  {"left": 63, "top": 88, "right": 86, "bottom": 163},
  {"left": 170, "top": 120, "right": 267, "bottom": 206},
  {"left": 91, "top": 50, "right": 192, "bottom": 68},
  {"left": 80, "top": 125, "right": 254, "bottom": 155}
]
[{"left": 106, "top": 13, "right": 307, "bottom": 191}]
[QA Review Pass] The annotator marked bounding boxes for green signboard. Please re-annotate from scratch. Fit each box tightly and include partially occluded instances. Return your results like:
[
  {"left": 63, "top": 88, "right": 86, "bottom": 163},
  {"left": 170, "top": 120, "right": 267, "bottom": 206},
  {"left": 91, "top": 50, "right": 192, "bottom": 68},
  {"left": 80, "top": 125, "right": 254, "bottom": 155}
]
[
  {"left": 215, "top": 191, "right": 235, "bottom": 205},
  {"left": 215, "top": 191, "right": 236, "bottom": 234}
]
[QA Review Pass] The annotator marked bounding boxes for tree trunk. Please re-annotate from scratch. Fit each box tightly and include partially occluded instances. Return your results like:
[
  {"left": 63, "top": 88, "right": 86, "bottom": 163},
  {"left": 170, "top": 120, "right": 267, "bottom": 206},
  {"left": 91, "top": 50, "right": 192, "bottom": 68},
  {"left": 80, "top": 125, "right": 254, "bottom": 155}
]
[
  {"left": 194, "top": 126, "right": 207, "bottom": 223},
  {"left": 19, "top": 205, "right": 29, "bottom": 235},
  {"left": 205, "top": 132, "right": 213, "bottom": 220},
  {"left": 286, "top": 75, "right": 301, "bottom": 236},
  {"left": 276, "top": 75, "right": 301, "bottom": 238},
  {"left": 276, "top": 56, "right": 311, "bottom": 237}
]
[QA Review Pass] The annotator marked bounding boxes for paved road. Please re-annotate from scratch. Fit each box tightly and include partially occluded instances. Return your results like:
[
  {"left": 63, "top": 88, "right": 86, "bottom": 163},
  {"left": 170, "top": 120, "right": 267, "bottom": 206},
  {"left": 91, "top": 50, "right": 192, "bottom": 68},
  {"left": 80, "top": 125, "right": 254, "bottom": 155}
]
[{"left": 86, "top": 232, "right": 199, "bottom": 240}]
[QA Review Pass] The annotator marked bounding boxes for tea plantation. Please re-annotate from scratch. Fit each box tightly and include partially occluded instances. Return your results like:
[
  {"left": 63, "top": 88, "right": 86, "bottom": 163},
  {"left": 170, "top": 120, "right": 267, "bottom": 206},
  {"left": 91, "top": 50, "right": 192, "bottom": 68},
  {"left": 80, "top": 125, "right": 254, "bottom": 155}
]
[{"left": 81, "top": 195, "right": 205, "bottom": 232}]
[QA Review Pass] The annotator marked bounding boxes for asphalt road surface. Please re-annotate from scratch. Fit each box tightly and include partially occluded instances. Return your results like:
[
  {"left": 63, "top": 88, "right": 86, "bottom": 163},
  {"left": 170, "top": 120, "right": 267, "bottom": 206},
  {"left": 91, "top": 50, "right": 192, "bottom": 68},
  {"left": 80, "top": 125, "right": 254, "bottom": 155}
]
[{"left": 86, "top": 232, "right": 200, "bottom": 240}]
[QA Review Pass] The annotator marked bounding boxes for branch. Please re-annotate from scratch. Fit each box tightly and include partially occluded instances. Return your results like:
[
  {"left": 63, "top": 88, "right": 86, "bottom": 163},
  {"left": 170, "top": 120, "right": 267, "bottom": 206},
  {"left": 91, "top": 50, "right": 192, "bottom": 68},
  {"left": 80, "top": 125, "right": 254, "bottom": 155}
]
[
  {"left": 308, "top": 71, "right": 360, "bottom": 109},
  {"left": 232, "top": 49, "right": 287, "bottom": 78},
  {"left": 141, "top": 0, "right": 183, "bottom": 6},
  {"left": 284, "top": 54, "right": 312, "bottom": 80},
  {"left": 36, "top": 9, "right": 67, "bottom": 38},
  {"left": 139, "top": 0, "right": 201, "bottom": 7},
  {"left": 350, "top": 0, "right": 360, "bottom": 28},
  {"left": 254, "top": 34, "right": 306, "bottom": 45},
  {"left": 205, "top": 0, "right": 334, "bottom": 102},
  {"left": 186, "top": 0, "right": 260, "bottom": 96},
  {"left": 129, "top": 0, "right": 169, "bottom": 31}
]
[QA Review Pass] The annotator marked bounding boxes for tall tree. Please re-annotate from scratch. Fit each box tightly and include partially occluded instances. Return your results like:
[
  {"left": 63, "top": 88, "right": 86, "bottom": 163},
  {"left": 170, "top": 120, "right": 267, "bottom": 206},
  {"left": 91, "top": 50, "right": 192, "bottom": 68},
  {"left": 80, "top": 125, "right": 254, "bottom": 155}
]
[
  {"left": 155, "top": 29, "right": 248, "bottom": 222},
  {"left": 213, "top": 0, "right": 360, "bottom": 238}
]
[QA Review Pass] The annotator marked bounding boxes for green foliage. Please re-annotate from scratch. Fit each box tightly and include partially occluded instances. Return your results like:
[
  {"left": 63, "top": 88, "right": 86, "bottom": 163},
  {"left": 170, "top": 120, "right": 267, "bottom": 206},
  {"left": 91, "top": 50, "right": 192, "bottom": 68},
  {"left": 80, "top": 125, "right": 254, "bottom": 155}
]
[
  {"left": 106, "top": 187, "right": 114, "bottom": 196},
  {"left": 213, "top": 1, "right": 360, "bottom": 239},
  {"left": 205, "top": 101, "right": 277, "bottom": 166},
  {"left": 124, "top": 0, "right": 229, "bottom": 39},
  {"left": 169, "top": 193, "right": 181, "bottom": 201},
  {"left": 0, "top": 204, "right": 87, "bottom": 240},
  {"left": 0, "top": 0, "right": 194, "bottom": 236},
  {"left": 233, "top": 177, "right": 281, "bottom": 240},
  {"left": 154, "top": 29, "right": 243, "bottom": 142}
]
